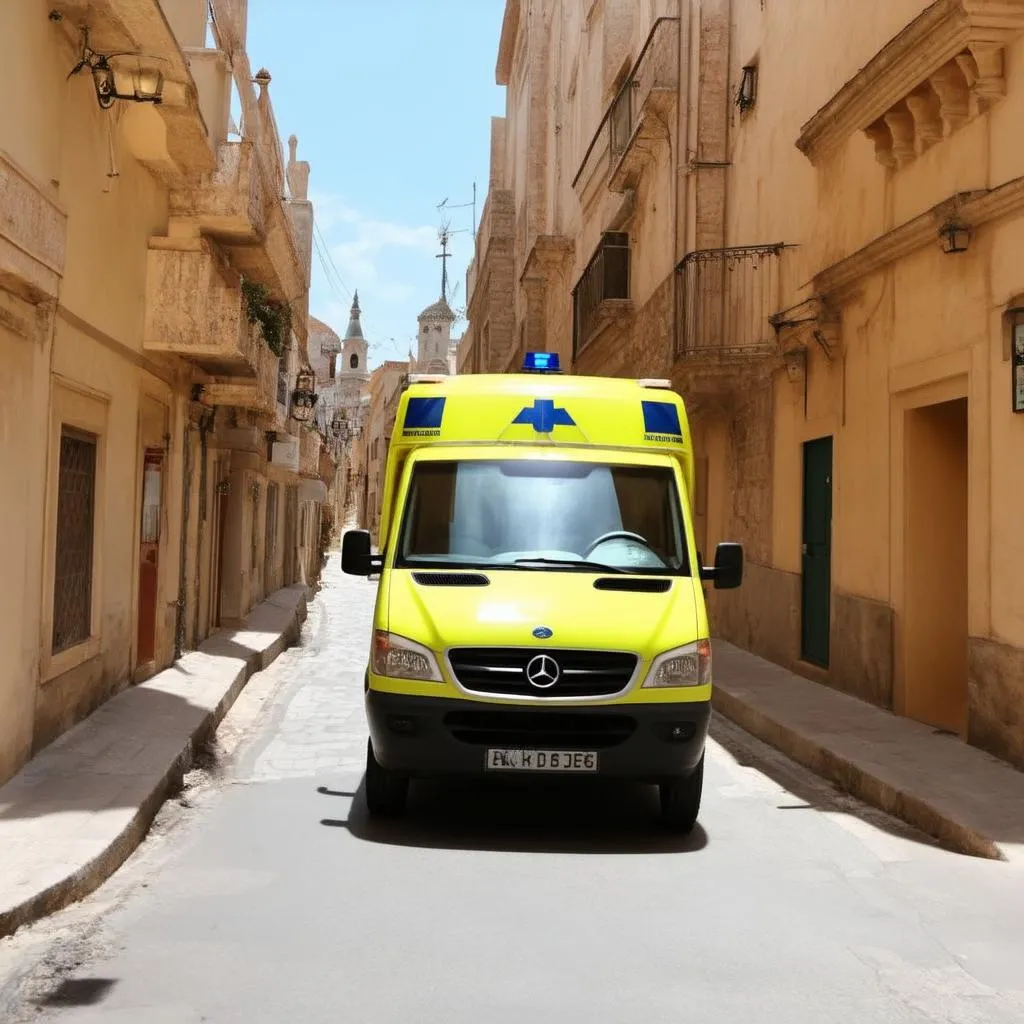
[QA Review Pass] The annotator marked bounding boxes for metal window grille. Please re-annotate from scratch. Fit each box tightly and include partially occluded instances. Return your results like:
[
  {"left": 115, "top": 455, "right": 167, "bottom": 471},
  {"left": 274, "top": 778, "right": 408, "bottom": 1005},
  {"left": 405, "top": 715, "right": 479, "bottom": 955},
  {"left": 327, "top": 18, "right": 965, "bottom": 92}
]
[
  {"left": 52, "top": 429, "right": 97, "bottom": 653},
  {"left": 572, "top": 232, "right": 630, "bottom": 357}
]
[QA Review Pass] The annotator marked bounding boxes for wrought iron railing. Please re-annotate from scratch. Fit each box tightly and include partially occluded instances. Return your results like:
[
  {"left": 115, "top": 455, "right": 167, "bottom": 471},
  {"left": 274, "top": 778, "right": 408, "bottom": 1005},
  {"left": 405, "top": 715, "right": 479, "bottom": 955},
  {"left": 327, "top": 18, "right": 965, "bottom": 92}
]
[
  {"left": 675, "top": 244, "right": 785, "bottom": 358},
  {"left": 609, "top": 17, "right": 678, "bottom": 162},
  {"left": 572, "top": 232, "right": 630, "bottom": 356},
  {"left": 572, "top": 16, "right": 680, "bottom": 190}
]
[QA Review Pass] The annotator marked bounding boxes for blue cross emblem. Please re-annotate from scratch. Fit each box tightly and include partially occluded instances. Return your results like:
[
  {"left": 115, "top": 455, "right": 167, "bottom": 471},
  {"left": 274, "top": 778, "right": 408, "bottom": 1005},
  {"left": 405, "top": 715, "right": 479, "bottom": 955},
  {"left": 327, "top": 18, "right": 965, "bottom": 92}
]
[{"left": 512, "top": 399, "right": 576, "bottom": 433}]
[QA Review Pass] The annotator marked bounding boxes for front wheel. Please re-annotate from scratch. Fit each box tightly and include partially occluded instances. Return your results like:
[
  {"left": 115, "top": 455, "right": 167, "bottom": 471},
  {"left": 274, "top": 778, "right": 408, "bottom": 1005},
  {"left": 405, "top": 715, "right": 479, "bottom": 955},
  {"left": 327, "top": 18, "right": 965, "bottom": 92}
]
[
  {"left": 364, "top": 738, "right": 409, "bottom": 818},
  {"left": 659, "top": 753, "right": 704, "bottom": 833}
]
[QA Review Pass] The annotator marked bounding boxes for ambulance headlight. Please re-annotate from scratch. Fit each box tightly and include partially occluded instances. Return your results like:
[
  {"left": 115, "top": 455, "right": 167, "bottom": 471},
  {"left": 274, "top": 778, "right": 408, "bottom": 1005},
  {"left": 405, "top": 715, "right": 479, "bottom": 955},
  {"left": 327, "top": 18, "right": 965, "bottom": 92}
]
[
  {"left": 372, "top": 630, "right": 444, "bottom": 682},
  {"left": 643, "top": 639, "right": 712, "bottom": 688}
]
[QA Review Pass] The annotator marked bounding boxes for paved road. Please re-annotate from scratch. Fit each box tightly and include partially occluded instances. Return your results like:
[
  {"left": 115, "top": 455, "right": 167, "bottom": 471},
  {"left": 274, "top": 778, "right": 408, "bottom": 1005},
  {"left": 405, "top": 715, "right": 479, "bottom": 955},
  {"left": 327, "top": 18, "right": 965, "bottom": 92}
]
[{"left": 2, "top": 556, "right": 1023, "bottom": 1023}]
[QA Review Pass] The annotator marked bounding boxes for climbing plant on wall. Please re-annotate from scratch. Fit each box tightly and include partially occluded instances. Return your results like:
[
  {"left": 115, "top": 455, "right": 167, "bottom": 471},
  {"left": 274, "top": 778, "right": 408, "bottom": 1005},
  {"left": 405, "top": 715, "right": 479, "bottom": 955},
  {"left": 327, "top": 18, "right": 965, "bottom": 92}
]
[{"left": 241, "top": 279, "right": 292, "bottom": 357}]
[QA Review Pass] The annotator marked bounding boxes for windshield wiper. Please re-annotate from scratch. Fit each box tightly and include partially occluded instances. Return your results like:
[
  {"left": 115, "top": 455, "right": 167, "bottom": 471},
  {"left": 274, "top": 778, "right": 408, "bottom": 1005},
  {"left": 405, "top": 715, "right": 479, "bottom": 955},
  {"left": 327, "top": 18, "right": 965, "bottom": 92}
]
[{"left": 512, "top": 557, "right": 628, "bottom": 574}]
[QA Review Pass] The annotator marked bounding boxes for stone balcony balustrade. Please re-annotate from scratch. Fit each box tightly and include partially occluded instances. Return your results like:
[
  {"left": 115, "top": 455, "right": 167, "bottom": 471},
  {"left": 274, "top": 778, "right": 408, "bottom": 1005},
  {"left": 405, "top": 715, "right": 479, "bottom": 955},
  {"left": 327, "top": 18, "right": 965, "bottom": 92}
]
[{"left": 142, "top": 237, "right": 279, "bottom": 414}]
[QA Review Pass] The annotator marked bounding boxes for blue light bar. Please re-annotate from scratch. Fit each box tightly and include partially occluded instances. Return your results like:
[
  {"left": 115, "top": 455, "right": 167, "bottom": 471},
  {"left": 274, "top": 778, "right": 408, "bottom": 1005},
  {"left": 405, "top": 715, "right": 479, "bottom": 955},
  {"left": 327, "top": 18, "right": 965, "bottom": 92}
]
[{"left": 522, "top": 351, "right": 560, "bottom": 373}]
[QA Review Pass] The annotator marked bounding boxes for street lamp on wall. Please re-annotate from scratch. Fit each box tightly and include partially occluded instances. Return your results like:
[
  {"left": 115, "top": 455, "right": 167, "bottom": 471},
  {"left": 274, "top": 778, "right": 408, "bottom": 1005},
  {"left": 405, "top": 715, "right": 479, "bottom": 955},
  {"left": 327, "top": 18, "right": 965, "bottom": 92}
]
[
  {"left": 939, "top": 219, "right": 971, "bottom": 254},
  {"left": 65, "top": 28, "right": 164, "bottom": 109},
  {"left": 291, "top": 370, "right": 319, "bottom": 423},
  {"left": 1010, "top": 307, "right": 1024, "bottom": 413}
]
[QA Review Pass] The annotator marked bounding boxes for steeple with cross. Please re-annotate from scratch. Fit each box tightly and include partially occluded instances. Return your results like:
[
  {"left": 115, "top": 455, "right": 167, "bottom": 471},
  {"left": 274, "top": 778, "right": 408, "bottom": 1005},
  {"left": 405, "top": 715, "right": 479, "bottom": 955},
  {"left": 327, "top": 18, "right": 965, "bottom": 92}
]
[{"left": 436, "top": 227, "right": 451, "bottom": 303}]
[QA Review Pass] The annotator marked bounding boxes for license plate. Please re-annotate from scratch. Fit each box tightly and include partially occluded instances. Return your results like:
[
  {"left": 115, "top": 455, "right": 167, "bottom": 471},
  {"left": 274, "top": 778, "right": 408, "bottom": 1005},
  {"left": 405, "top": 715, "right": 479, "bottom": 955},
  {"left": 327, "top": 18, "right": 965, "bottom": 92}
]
[{"left": 485, "top": 748, "right": 598, "bottom": 772}]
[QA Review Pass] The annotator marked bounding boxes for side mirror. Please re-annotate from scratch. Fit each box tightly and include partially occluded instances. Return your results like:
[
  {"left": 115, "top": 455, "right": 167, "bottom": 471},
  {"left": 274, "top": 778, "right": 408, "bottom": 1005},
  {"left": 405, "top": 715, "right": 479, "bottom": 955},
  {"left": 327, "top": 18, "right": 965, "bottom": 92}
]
[
  {"left": 700, "top": 542, "right": 743, "bottom": 590},
  {"left": 341, "top": 530, "right": 382, "bottom": 576}
]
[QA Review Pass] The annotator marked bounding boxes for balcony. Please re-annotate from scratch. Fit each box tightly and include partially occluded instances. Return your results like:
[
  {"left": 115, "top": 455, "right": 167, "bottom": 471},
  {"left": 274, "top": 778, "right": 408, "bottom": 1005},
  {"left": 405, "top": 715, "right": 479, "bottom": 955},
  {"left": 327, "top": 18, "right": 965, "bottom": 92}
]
[
  {"left": 171, "top": 139, "right": 269, "bottom": 245},
  {"left": 143, "top": 238, "right": 280, "bottom": 413},
  {"left": 144, "top": 240, "right": 253, "bottom": 373},
  {"left": 299, "top": 429, "right": 321, "bottom": 478},
  {"left": 797, "top": 0, "right": 1024, "bottom": 168},
  {"left": 573, "top": 17, "right": 680, "bottom": 201},
  {"left": 203, "top": 338, "right": 279, "bottom": 415},
  {"left": 608, "top": 18, "right": 679, "bottom": 192},
  {"left": 572, "top": 232, "right": 632, "bottom": 358},
  {"left": 676, "top": 245, "right": 785, "bottom": 360}
]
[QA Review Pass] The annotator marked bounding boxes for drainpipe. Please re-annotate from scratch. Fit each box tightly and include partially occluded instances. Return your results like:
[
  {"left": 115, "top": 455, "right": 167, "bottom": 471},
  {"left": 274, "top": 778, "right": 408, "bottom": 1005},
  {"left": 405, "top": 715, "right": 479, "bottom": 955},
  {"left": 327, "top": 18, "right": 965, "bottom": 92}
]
[
  {"left": 192, "top": 407, "right": 215, "bottom": 643},
  {"left": 175, "top": 403, "right": 193, "bottom": 661},
  {"left": 672, "top": 1, "right": 693, "bottom": 362}
]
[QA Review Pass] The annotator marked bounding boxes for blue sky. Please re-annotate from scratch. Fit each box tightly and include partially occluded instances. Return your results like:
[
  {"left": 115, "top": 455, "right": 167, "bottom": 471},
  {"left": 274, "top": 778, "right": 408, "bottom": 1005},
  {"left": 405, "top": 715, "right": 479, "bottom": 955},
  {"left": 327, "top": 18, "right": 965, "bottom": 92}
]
[{"left": 245, "top": 0, "right": 507, "bottom": 367}]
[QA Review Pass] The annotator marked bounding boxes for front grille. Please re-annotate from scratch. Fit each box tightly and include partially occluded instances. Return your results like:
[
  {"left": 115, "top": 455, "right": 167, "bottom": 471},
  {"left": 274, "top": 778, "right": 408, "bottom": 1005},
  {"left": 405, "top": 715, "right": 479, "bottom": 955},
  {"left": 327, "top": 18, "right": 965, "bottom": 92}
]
[
  {"left": 447, "top": 647, "right": 638, "bottom": 698},
  {"left": 444, "top": 710, "right": 636, "bottom": 748}
]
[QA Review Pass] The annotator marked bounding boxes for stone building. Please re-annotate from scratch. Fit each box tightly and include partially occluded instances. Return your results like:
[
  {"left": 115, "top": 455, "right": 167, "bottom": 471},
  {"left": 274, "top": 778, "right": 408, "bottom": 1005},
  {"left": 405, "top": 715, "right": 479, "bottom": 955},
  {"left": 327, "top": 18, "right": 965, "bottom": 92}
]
[
  {"left": 0, "top": 0, "right": 330, "bottom": 785},
  {"left": 309, "top": 294, "right": 370, "bottom": 530},
  {"left": 462, "top": 0, "right": 1024, "bottom": 770}
]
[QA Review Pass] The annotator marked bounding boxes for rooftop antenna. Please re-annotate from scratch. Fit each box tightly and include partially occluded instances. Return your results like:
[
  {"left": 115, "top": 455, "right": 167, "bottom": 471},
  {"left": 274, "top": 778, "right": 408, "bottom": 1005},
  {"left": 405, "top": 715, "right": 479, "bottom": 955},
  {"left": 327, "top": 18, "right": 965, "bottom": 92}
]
[{"left": 437, "top": 183, "right": 477, "bottom": 238}]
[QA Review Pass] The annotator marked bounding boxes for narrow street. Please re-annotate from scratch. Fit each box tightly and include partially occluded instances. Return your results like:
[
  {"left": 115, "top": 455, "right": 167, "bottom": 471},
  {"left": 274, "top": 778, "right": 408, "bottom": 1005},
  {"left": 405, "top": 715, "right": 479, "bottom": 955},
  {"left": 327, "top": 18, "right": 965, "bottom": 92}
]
[{"left": 1, "top": 557, "right": 1022, "bottom": 1024}]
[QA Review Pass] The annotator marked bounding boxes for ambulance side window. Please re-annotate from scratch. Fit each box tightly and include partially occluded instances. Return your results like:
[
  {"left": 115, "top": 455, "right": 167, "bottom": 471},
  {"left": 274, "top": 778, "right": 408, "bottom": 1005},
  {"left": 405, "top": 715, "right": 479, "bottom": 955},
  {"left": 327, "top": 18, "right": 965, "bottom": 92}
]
[
  {"left": 402, "top": 464, "right": 455, "bottom": 556},
  {"left": 611, "top": 467, "right": 686, "bottom": 571}
]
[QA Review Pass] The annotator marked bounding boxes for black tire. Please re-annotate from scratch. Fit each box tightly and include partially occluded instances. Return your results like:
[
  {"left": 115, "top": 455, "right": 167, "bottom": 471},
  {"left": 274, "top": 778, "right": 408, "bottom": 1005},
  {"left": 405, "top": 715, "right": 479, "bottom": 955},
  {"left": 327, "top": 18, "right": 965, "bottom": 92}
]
[
  {"left": 659, "top": 753, "right": 704, "bottom": 833},
  {"left": 364, "top": 738, "right": 409, "bottom": 818}
]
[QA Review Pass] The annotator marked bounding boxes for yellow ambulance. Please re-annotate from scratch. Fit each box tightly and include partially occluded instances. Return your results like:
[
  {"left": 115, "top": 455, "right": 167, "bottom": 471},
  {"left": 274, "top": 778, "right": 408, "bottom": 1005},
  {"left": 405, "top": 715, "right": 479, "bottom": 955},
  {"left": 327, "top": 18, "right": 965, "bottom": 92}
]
[{"left": 341, "top": 352, "right": 743, "bottom": 831}]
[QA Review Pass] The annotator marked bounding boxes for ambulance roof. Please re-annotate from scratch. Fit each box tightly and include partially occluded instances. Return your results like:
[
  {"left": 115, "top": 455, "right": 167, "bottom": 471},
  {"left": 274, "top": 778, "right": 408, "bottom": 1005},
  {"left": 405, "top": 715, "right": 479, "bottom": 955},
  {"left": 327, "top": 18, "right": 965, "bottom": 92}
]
[{"left": 390, "top": 373, "right": 693, "bottom": 461}]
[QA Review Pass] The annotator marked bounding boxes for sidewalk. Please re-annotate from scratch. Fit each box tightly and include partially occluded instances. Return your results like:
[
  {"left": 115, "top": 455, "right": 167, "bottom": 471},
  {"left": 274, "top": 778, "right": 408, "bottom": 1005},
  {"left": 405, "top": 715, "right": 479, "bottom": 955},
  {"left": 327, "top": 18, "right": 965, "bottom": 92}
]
[
  {"left": 712, "top": 640, "right": 1024, "bottom": 864},
  {"left": 0, "top": 586, "right": 307, "bottom": 939}
]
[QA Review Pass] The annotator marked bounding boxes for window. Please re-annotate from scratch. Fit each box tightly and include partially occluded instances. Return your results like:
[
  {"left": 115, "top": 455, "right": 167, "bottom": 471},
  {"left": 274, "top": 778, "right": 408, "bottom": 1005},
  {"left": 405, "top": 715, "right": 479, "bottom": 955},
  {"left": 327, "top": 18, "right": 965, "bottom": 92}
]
[
  {"left": 52, "top": 428, "right": 97, "bottom": 653},
  {"left": 397, "top": 459, "right": 689, "bottom": 575},
  {"left": 350, "top": 353, "right": 358, "bottom": 369},
  {"left": 329, "top": 356, "right": 337, "bottom": 380}
]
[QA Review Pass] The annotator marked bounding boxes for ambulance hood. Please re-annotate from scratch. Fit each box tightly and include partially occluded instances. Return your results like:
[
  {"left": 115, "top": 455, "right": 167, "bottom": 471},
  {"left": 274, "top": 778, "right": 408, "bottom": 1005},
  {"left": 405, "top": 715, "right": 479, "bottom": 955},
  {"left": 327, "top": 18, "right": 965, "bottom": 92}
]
[{"left": 386, "top": 566, "right": 701, "bottom": 663}]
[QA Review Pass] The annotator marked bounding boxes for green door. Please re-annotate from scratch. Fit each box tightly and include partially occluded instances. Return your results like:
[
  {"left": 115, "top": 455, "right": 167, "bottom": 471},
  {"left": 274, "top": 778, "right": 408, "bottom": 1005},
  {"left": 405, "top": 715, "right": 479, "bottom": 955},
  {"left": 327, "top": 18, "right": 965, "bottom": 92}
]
[{"left": 801, "top": 437, "right": 833, "bottom": 667}]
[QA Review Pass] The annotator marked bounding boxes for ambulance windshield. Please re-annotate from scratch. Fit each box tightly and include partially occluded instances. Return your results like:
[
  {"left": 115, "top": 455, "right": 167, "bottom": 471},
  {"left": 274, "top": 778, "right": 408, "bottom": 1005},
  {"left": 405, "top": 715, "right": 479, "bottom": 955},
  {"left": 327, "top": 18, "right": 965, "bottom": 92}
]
[{"left": 395, "top": 459, "right": 689, "bottom": 575}]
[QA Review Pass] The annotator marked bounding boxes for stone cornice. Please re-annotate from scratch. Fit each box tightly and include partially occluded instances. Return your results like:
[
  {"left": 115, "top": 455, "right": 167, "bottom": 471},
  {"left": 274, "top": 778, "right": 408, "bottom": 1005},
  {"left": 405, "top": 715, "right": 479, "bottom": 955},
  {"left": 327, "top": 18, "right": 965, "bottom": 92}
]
[
  {"left": 495, "top": 0, "right": 521, "bottom": 86},
  {"left": 814, "top": 177, "right": 1024, "bottom": 297},
  {"left": 796, "top": 0, "right": 1024, "bottom": 162}
]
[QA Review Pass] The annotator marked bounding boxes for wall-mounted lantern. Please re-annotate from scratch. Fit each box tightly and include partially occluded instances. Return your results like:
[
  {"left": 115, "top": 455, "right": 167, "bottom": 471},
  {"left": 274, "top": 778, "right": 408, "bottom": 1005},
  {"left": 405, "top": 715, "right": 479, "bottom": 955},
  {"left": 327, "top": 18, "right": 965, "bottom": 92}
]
[
  {"left": 939, "top": 219, "right": 971, "bottom": 254},
  {"left": 66, "top": 29, "right": 164, "bottom": 110},
  {"left": 1010, "top": 307, "right": 1024, "bottom": 413},
  {"left": 736, "top": 65, "right": 758, "bottom": 112},
  {"left": 783, "top": 347, "right": 806, "bottom": 383},
  {"left": 291, "top": 370, "right": 319, "bottom": 423}
]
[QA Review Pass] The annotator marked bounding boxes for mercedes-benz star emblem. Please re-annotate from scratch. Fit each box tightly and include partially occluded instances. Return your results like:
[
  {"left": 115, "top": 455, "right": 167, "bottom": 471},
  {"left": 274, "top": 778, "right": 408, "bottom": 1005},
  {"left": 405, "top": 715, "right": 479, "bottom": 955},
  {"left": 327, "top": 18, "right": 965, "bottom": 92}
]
[{"left": 525, "top": 654, "right": 560, "bottom": 689}]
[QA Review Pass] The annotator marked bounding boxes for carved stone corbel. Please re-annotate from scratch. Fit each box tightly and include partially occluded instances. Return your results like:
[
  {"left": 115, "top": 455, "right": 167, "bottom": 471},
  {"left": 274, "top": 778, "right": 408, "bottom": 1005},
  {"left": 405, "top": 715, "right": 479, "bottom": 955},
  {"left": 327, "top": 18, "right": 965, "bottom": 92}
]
[
  {"left": 928, "top": 62, "right": 971, "bottom": 136},
  {"left": 864, "top": 119, "right": 897, "bottom": 169},
  {"left": 905, "top": 84, "right": 943, "bottom": 154},
  {"left": 883, "top": 103, "right": 917, "bottom": 168}
]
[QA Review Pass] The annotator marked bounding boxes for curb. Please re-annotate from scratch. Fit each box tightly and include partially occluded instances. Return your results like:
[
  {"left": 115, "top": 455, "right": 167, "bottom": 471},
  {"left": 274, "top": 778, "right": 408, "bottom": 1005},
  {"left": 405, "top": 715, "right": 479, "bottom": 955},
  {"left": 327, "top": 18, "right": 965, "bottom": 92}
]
[
  {"left": 712, "top": 688, "right": 1003, "bottom": 861},
  {"left": 0, "top": 592, "right": 307, "bottom": 940}
]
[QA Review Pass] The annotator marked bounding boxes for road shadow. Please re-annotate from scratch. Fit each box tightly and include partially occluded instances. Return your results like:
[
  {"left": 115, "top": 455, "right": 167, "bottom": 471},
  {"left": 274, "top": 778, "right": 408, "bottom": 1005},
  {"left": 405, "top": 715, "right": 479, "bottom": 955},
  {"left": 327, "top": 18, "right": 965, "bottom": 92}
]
[
  {"left": 319, "top": 776, "right": 709, "bottom": 855},
  {"left": 35, "top": 977, "right": 117, "bottom": 1008},
  {"left": 709, "top": 716, "right": 942, "bottom": 850}
]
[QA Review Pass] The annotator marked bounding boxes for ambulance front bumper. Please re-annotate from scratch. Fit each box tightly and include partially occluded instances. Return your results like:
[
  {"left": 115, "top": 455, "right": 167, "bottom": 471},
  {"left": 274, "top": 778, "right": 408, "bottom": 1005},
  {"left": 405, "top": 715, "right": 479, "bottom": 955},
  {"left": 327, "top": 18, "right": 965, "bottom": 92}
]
[{"left": 366, "top": 690, "right": 710, "bottom": 781}]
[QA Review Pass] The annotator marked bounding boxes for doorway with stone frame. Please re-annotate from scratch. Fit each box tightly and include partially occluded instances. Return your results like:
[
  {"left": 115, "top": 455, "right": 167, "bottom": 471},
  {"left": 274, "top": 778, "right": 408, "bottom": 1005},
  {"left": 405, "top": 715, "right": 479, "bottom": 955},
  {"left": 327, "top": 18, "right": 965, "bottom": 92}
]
[{"left": 899, "top": 394, "right": 969, "bottom": 736}]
